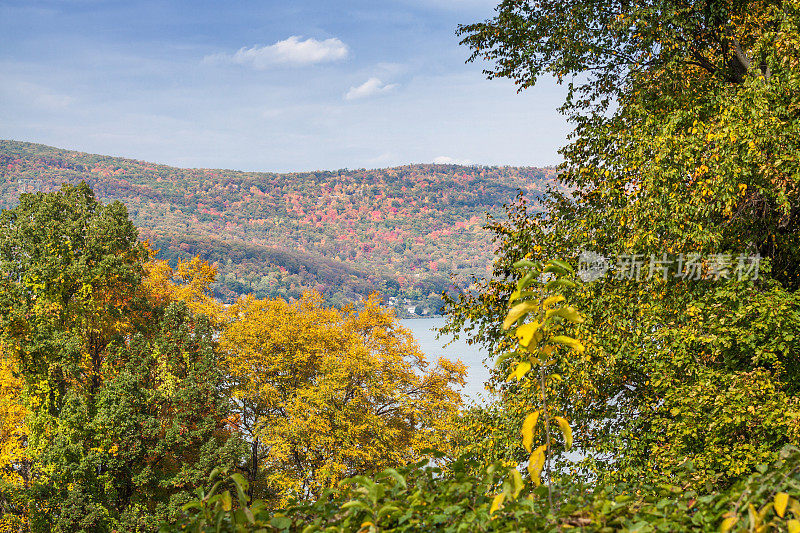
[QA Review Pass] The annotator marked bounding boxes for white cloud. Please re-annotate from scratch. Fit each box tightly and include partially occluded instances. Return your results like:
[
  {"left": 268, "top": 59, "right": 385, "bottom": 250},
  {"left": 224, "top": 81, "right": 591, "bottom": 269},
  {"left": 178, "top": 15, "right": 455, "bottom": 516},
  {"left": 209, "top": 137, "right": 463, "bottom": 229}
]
[
  {"left": 344, "top": 77, "right": 397, "bottom": 100},
  {"left": 433, "top": 156, "right": 474, "bottom": 165},
  {"left": 205, "top": 36, "right": 349, "bottom": 69}
]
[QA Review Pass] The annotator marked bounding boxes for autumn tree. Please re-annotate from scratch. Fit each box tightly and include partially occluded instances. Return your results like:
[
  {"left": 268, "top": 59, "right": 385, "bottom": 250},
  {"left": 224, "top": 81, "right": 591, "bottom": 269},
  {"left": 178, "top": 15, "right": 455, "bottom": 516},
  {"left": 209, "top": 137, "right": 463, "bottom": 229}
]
[
  {"left": 219, "top": 292, "right": 466, "bottom": 503},
  {"left": 448, "top": 0, "right": 800, "bottom": 488},
  {"left": 0, "top": 184, "right": 242, "bottom": 531},
  {"left": 142, "top": 254, "right": 223, "bottom": 324}
]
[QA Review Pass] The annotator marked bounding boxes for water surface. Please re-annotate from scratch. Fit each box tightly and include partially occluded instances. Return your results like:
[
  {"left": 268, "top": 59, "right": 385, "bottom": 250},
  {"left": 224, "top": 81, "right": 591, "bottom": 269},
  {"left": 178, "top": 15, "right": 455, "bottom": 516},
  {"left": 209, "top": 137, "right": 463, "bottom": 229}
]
[{"left": 400, "top": 317, "right": 492, "bottom": 403}]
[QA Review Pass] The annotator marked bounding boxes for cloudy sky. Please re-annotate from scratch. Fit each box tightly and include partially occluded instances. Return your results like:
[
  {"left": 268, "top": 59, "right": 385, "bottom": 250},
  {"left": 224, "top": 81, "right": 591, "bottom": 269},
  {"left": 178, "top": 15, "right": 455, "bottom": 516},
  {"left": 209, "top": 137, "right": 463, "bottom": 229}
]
[{"left": 0, "top": 0, "right": 570, "bottom": 172}]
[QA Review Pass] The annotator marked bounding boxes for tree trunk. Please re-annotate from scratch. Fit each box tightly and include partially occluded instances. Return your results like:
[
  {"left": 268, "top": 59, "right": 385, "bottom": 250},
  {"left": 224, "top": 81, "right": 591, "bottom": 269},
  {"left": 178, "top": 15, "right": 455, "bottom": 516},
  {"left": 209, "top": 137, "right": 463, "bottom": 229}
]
[{"left": 249, "top": 436, "right": 259, "bottom": 501}]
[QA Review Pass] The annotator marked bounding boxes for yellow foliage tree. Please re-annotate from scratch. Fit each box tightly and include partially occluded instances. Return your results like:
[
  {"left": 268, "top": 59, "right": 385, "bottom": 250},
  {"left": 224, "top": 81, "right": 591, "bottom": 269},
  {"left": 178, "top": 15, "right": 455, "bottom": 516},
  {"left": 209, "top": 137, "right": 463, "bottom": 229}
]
[
  {"left": 219, "top": 291, "right": 466, "bottom": 502},
  {"left": 142, "top": 253, "right": 222, "bottom": 324}
]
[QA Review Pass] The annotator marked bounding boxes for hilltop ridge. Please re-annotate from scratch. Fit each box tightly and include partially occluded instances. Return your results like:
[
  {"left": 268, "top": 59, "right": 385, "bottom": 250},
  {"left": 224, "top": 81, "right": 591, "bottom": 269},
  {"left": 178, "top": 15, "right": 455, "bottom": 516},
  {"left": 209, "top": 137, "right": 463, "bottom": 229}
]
[{"left": 0, "top": 140, "right": 559, "bottom": 311}]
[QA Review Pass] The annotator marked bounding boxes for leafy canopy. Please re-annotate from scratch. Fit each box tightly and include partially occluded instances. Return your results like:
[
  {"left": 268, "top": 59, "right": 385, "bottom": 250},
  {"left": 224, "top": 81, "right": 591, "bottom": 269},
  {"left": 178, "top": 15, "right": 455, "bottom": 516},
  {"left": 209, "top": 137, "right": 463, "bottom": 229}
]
[
  {"left": 448, "top": 0, "right": 800, "bottom": 489},
  {"left": 219, "top": 292, "right": 466, "bottom": 503}
]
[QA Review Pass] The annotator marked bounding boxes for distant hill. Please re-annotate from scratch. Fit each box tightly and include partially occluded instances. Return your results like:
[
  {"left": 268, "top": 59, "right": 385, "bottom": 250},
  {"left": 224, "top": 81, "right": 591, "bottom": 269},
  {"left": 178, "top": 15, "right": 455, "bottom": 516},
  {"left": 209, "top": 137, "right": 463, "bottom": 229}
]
[{"left": 0, "top": 140, "right": 558, "bottom": 311}]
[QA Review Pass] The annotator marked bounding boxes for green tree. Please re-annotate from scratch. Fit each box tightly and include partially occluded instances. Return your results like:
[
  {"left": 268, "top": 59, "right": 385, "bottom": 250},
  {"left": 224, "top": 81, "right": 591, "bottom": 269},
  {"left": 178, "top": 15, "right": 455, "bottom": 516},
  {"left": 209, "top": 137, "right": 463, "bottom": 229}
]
[
  {"left": 29, "top": 303, "right": 243, "bottom": 532},
  {"left": 0, "top": 182, "right": 147, "bottom": 414},
  {"left": 0, "top": 184, "right": 243, "bottom": 531},
  {"left": 448, "top": 0, "right": 800, "bottom": 488}
]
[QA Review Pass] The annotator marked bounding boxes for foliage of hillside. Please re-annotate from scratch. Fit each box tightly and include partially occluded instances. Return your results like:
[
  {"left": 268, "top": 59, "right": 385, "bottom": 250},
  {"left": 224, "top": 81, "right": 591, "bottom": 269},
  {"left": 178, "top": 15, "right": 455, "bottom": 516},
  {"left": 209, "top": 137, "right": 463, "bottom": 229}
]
[{"left": 0, "top": 140, "right": 557, "bottom": 307}]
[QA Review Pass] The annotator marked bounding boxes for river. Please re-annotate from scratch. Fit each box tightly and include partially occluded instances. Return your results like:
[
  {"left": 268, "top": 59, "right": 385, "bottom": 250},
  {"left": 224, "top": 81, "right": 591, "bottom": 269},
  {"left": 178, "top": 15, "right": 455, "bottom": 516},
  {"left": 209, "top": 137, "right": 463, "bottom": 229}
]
[{"left": 399, "top": 317, "right": 492, "bottom": 403}]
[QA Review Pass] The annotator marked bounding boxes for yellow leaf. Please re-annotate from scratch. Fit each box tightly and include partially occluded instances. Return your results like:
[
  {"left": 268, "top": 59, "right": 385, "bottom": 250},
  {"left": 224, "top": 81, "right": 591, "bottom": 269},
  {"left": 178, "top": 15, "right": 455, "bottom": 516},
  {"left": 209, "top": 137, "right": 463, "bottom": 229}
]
[
  {"left": 788, "top": 519, "right": 800, "bottom": 533},
  {"left": 758, "top": 502, "right": 773, "bottom": 521},
  {"left": 553, "top": 416, "right": 573, "bottom": 450},
  {"left": 516, "top": 321, "right": 543, "bottom": 348},
  {"left": 776, "top": 492, "right": 789, "bottom": 518},
  {"left": 221, "top": 490, "right": 232, "bottom": 511},
  {"left": 510, "top": 468, "right": 523, "bottom": 498},
  {"left": 748, "top": 503, "right": 759, "bottom": 530},
  {"left": 521, "top": 411, "right": 540, "bottom": 453},
  {"left": 547, "top": 306, "right": 584, "bottom": 324},
  {"left": 507, "top": 361, "right": 531, "bottom": 382},
  {"left": 503, "top": 302, "right": 537, "bottom": 330},
  {"left": 790, "top": 497, "right": 800, "bottom": 516},
  {"left": 218, "top": 291, "right": 466, "bottom": 500},
  {"left": 490, "top": 493, "right": 505, "bottom": 515},
  {"left": 542, "top": 295, "right": 564, "bottom": 308},
  {"left": 527, "top": 444, "right": 547, "bottom": 486},
  {"left": 720, "top": 516, "right": 738, "bottom": 532},
  {"left": 550, "top": 335, "right": 585, "bottom": 354},
  {"left": 539, "top": 345, "right": 555, "bottom": 357}
]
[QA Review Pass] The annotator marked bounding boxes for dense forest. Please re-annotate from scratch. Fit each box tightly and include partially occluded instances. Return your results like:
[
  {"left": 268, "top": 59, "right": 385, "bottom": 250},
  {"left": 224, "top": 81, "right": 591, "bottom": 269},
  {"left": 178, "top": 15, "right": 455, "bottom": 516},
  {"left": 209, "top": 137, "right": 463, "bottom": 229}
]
[{"left": 0, "top": 141, "right": 558, "bottom": 311}]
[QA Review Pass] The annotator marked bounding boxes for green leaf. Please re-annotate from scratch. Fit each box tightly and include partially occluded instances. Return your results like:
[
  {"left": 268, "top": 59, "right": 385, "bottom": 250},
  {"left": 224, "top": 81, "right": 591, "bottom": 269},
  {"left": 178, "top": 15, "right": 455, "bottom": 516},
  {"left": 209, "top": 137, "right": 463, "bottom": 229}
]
[
  {"left": 342, "top": 500, "right": 371, "bottom": 512},
  {"left": 512, "top": 259, "right": 539, "bottom": 270},
  {"left": 377, "top": 505, "right": 401, "bottom": 519},
  {"left": 544, "top": 278, "right": 576, "bottom": 291},
  {"left": 543, "top": 263, "right": 569, "bottom": 276},
  {"left": 381, "top": 468, "right": 407, "bottom": 489},
  {"left": 549, "top": 259, "right": 574, "bottom": 273},
  {"left": 270, "top": 516, "right": 292, "bottom": 529},
  {"left": 207, "top": 480, "right": 224, "bottom": 499},
  {"left": 509, "top": 289, "right": 536, "bottom": 304},
  {"left": 230, "top": 473, "right": 249, "bottom": 505},
  {"left": 494, "top": 350, "right": 517, "bottom": 368},
  {"left": 243, "top": 506, "right": 255, "bottom": 524},
  {"left": 517, "top": 271, "right": 538, "bottom": 291},
  {"left": 181, "top": 501, "right": 202, "bottom": 511}
]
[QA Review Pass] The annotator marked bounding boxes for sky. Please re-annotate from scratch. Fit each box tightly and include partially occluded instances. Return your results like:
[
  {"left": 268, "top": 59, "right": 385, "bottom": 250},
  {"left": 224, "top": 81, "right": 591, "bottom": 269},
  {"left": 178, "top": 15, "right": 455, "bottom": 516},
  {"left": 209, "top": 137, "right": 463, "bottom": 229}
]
[{"left": 0, "top": 0, "right": 571, "bottom": 172}]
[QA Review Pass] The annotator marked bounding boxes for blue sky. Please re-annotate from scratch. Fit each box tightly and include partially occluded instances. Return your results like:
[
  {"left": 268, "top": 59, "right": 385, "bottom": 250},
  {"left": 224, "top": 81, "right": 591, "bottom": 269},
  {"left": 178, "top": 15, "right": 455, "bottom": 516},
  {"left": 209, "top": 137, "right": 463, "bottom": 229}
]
[{"left": 0, "top": 0, "right": 570, "bottom": 172}]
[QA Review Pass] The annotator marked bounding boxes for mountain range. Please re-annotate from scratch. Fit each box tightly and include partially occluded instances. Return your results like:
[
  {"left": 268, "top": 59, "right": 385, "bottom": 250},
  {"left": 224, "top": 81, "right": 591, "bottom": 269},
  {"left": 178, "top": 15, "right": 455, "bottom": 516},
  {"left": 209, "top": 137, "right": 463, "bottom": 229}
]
[{"left": 0, "top": 140, "right": 558, "bottom": 312}]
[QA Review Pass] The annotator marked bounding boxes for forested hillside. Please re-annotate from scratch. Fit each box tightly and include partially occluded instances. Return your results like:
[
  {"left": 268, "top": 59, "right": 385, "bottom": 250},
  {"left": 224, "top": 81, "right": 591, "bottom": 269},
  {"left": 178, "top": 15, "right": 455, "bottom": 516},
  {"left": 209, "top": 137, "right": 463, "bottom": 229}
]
[{"left": 0, "top": 140, "right": 557, "bottom": 309}]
